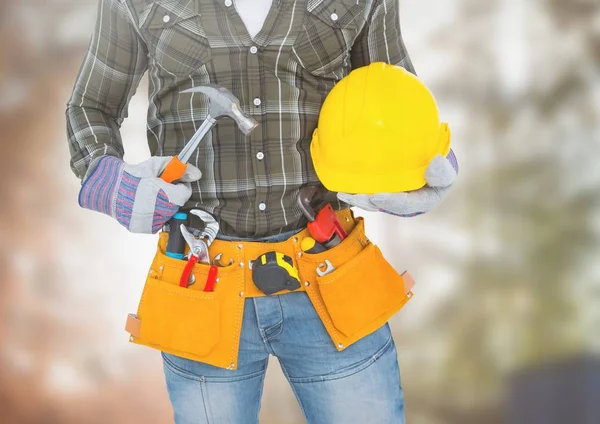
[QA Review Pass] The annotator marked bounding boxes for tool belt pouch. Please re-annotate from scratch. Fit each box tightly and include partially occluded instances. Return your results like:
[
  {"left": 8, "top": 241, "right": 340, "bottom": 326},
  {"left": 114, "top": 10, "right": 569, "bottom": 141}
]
[
  {"left": 126, "top": 234, "right": 244, "bottom": 370},
  {"left": 297, "top": 217, "right": 414, "bottom": 350}
]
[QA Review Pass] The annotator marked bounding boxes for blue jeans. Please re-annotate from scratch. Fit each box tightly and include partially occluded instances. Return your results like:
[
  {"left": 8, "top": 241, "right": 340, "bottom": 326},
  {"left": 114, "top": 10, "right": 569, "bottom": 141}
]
[{"left": 162, "top": 230, "right": 405, "bottom": 423}]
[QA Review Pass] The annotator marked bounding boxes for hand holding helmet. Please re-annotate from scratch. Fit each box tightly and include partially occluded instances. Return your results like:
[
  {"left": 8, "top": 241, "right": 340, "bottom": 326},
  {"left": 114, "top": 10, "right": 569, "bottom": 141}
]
[{"left": 310, "top": 62, "right": 459, "bottom": 216}]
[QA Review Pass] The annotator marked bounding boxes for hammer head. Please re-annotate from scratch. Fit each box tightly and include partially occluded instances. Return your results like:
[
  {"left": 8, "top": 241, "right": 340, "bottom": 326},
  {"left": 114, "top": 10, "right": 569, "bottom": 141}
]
[{"left": 181, "top": 84, "right": 258, "bottom": 135}]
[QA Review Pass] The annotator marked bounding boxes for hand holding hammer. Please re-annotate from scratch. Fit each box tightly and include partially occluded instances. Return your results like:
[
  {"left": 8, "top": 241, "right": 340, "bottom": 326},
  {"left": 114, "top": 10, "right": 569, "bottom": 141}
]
[{"left": 162, "top": 84, "right": 258, "bottom": 258}]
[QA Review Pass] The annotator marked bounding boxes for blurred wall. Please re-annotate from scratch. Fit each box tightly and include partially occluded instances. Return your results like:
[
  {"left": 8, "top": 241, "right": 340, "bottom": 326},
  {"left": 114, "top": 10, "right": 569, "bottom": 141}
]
[{"left": 1, "top": 0, "right": 599, "bottom": 423}]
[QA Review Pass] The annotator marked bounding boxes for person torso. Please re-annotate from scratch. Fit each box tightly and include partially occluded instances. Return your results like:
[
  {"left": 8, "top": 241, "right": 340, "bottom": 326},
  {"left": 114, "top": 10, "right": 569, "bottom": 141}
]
[{"left": 123, "top": 0, "right": 373, "bottom": 236}]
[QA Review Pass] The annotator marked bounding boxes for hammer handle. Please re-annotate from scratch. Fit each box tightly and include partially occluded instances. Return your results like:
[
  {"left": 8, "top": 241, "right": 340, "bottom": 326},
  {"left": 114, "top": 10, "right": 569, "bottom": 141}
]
[{"left": 160, "top": 156, "right": 188, "bottom": 183}]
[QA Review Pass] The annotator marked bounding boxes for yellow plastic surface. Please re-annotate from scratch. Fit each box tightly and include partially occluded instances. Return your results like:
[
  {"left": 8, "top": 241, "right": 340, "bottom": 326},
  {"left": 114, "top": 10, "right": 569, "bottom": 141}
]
[{"left": 311, "top": 62, "right": 452, "bottom": 194}]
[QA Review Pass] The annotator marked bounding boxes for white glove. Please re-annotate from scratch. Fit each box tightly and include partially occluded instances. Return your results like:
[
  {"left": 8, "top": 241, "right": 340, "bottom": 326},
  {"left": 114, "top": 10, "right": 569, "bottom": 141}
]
[{"left": 338, "top": 151, "right": 458, "bottom": 217}]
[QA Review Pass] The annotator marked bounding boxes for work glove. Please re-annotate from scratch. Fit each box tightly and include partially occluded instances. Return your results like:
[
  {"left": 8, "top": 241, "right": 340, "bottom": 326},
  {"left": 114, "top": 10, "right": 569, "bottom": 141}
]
[
  {"left": 338, "top": 150, "right": 459, "bottom": 217},
  {"left": 78, "top": 155, "right": 201, "bottom": 234}
]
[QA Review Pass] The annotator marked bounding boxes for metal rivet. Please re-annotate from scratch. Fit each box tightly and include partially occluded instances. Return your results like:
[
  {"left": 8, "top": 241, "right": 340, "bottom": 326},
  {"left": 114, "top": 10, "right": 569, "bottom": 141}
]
[
  {"left": 228, "top": 362, "right": 235, "bottom": 369},
  {"left": 199, "top": 376, "right": 205, "bottom": 382},
  {"left": 216, "top": 278, "right": 220, "bottom": 283},
  {"left": 331, "top": 12, "right": 338, "bottom": 21},
  {"left": 319, "top": 263, "right": 324, "bottom": 269},
  {"left": 304, "top": 281, "right": 310, "bottom": 287},
  {"left": 129, "top": 336, "right": 135, "bottom": 342},
  {"left": 293, "top": 237, "right": 298, "bottom": 243},
  {"left": 345, "top": 217, "right": 350, "bottom": 222},
  {"left": 148, "top": 270, "right": 153, "bottom": 275},
  {"left": 239, "top": 291, "right": 244, "bottom": 297},
  {"left": 407, "top": 292, "right": 413, "bottom": 298},
  {"left": 163, "top": 14, "right": 171, "bottom": 23},
  {"left": 297, "top": 252, "right": 303, "bottom": 258},
  {"left": 239, "top": 262, "right": 244, "bottom": 268},
  {"left": 337, "top": 343, "right": 344, "bottom": 349},
  {"left": 238, "top": 244, "right": 243, "bottom": 249},
  {"left": 159, "top": 265, "right": 164, "bottom": 271}
]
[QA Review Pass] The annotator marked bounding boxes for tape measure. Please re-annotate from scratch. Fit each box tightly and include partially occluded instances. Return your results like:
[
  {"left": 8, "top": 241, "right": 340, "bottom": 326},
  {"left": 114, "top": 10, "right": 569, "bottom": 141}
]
[{"left": 252, "top": 252, "right": 301, "bottom": 295}]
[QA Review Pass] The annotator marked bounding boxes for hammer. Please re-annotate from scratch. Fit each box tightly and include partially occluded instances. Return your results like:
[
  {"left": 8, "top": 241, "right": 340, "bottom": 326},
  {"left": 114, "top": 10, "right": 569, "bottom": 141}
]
[
  {"left": 160, "top": 84, "right": 258, "bottom": 183},
  {"left": 162, "top": 84, "right": 257, "bottom": 259}
]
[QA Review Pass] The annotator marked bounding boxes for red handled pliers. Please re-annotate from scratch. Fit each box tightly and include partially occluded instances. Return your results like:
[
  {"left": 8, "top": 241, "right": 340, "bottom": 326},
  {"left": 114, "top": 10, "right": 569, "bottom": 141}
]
[{"left": 179, "top": 210, "right": 219, "bottom": 290}]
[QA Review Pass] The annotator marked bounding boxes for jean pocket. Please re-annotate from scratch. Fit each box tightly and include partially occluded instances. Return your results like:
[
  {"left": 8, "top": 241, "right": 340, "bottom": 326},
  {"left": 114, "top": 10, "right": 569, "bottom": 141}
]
[{"left": 140, "top": 2, "right": 211, "bottom": 78}]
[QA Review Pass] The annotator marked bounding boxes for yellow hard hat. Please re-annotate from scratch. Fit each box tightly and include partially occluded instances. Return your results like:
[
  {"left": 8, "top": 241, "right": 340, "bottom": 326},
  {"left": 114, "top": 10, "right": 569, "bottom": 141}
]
[{"left": 310, "top": 62, "right": 451, "bottom": 194}]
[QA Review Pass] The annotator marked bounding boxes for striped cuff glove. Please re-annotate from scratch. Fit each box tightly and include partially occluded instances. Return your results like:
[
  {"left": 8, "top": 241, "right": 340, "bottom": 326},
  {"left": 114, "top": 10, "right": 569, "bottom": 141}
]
[
  {"left": 79, "top": 156, "right": 202, "bottom": 234},
  {"left": 338, "top": 149, "right": 459, "bottom": 217}
]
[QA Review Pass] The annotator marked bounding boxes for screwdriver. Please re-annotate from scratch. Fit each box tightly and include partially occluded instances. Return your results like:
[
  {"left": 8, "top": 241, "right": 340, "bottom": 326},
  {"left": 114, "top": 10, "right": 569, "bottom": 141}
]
[
  {"left": 165, "top": 212, "right": 188, "bottom": 259},
  {"left": 301, "top": 237, "right": 327, "bottom": 254}
]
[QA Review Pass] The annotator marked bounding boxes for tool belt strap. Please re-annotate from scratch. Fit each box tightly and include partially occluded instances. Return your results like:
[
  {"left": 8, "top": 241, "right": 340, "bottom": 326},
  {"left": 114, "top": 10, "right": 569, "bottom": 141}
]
[
  {"left": 154, "top": 208, "right": 358, "bottom": 297},
  {"left": 126, "top": 208, "right": 414, "bottom": 370}
]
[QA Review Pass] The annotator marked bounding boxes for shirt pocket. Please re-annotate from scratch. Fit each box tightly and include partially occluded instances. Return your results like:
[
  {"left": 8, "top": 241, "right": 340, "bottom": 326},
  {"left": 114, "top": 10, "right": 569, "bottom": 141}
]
[
  {"left": 140, "top": 2, "right": 211, "bottom": 78},
  {"left": 291, "top": 0, "right": 366, "bottom": 78}
]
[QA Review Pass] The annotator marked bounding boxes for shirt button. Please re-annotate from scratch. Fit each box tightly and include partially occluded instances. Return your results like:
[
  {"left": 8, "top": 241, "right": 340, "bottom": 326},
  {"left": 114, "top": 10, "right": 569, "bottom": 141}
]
[
  {"left": 253, "top": 98, "right": 262, "bottom": 106},
  {"left": 258, "top": 203, "right": 266, "bottom": 211},
  {"left": 256, "top": 151, "right": 264, "bottom": 160},
  {"left": 162, "top": 14, "right": 171, "bottom": 23},
  {"left": 250, "top": 46, "right": 258, "bottom": 54},
  {"left": 224, "top": 0, "right": 233, "bottom": 7},
  {"left": 331, "top": 13, "right": 338, "bottom": 21}
]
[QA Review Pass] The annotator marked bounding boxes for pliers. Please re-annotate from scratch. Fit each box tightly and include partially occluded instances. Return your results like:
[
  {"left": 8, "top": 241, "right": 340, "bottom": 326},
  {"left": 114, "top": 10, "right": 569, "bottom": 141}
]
[{"left": 179, "top": 210, "right": 219, "bottom": 288}]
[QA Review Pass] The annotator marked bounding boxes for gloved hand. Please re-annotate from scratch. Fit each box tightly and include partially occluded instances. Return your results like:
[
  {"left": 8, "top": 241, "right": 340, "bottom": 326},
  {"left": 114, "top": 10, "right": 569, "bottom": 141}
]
[
  {"left": 78, "top": 155, "right": 201, "bottom": 233},
  {"left": 337, "top": 150, "right": 459, "bottom": 217}
]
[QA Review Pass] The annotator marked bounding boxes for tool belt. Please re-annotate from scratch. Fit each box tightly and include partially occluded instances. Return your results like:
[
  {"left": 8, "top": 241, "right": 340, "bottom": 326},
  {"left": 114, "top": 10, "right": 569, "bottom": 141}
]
[{"left": 126, "top": 209, "right": 414, "bottom": 370}]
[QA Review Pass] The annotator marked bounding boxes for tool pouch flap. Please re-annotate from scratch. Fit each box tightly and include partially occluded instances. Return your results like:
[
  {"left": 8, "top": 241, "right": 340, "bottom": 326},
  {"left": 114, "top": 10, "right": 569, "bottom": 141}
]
[
  {"left": 138, "top": 275, "right": 220, "bottom": 357},
  {"left": 317, "top": 243, "right": 411, "bottom": 338}
]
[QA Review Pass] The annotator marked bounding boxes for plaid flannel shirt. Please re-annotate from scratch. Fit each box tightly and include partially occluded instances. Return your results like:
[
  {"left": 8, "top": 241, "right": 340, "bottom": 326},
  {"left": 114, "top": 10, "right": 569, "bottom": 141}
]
[{"left": 66, "top": 0, "right": 414, "bottom": 236}]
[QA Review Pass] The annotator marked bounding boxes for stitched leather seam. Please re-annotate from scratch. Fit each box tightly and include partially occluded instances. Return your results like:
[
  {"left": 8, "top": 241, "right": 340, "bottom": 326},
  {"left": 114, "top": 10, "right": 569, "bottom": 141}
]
[
  {"left": 305, "top": 285, "right": 343, "bottom": 346},
  {"left": 231, "top": 251, "right": 245, "bottom": 368},
  {"left": 317, "top": 244, "right": 377, "bottom": 286},
  {"left": 146, "top": 279, "right": 217, "bottom": 300},
  {"left": 298, "top": 222, "right": 366, "bottom": 264}
]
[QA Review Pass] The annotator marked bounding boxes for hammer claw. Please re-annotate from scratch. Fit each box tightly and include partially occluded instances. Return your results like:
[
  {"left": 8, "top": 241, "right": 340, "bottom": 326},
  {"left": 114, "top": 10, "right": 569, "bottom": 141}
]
[{"left": 175, "top": 84, "right": 258, "bottom": 166}]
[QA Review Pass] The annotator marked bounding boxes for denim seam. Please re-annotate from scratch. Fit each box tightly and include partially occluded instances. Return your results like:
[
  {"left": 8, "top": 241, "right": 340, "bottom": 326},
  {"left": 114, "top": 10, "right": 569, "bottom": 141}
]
[
  {"left": 263, "top": 320, "right": 284, "bottom": 341},
  {"left": 287, "top": 335, "right": 394, "bottom": 384},
  {"left": 252, "top": 359, "right": 270, "bottom": 424},
  {"left": 253, "top": 298, "right": 279, "bottom": 354},
  {"left": 278, "top": 361, "right": 310, "bottom": 420},
  {"left": 263, "top": 295, "right": 285, "bottom": 341},
  {"left": 161, "top": 353, "right": 267, "bottom": 383},
  {"left": 253, "top": 298, "right": 270, "bottom": 353},
  {"left": 258, "top": 329, "right": 278, "bottom": 355},
  {"left": 200, "top": 379, "right": 212, "bottom": 424}
]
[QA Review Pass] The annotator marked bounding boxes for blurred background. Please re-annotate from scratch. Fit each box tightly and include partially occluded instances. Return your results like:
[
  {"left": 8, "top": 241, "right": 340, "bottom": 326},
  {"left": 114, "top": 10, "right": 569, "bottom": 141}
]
[{"left": 1, "top": 0, "right": 599, "bottom": 423}]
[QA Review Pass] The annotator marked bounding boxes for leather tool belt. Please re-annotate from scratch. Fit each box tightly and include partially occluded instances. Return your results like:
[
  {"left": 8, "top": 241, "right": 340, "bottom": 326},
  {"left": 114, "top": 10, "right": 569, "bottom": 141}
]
[{"left": 126, "top": 209, "right": 414, "bottom": 370}]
